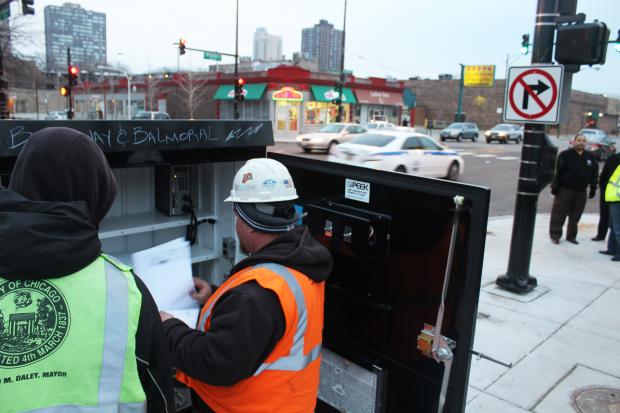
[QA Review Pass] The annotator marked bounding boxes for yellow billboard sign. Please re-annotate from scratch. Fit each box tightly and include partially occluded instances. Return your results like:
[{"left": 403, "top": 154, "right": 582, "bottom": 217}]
[{"left": 464, "top": 65, "right": 496, "bottom": 87}]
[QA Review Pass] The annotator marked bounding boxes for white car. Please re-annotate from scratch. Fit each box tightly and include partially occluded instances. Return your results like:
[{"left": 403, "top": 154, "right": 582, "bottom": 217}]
[
  {"left": 365, "top": 121, "right": 396, "bottom": 131},
  {"left": 296, "top": 123, "right": 368, "bottom": 153},
  {"left": 328, "top": 131, "right": 464, "bottom": 180},
  {"left": 44, "top": 111, "right": 68, "bottom": 120}
]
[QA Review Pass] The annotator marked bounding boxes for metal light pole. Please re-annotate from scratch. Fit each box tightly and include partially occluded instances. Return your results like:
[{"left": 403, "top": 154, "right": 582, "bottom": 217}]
[
  {"left": 233, "top": 0, "right": 239, "bottom": 120},
  {"left": 455, "top": 63, "right": 464, "bottom": 121},
  {"left": 335, "top": 0, "right": 347, "bottom": 123},
  {"left": 496, "top": 0, "right": 575, "bottom": 293},
  {"left": 98, "top": 65, "right": 131, "bottom": 120}
]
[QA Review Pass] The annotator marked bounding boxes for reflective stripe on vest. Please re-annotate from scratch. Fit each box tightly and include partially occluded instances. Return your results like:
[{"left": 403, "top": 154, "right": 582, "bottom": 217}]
[
  {"left": 1, "top": 257, "right": 146, "bottom": 413},
  {"left": 197, "top": 263, "right": 321, "bottom": 374},
  {"left": 606, "top": 164, "right": 620, "bottom": 203}
]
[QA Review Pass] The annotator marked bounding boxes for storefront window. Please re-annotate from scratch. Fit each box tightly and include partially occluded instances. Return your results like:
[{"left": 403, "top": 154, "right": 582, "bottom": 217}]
[
  {"left": 275, "top": 100, "right": 299, "bottom": 132},
  {"left": 304, "top": 102, "right": 351, "bottom": 124}
]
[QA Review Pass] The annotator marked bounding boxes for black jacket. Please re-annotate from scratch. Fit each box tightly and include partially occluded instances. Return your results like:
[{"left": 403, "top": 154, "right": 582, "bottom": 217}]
[
  {"left": 0, "top": 188, "right": 174, "bottom": 412},
  {"left": 599, "top": 153, "right": 620, "bottom": 192},
  {"left": 163, "top": 225, "right": 332, "bottom": 411},
  {"left": 2, "top": 126, "right": 174, "bottom": 412},
  {"left": 553, "top": 148, "right": 598, "bottom": 191}
]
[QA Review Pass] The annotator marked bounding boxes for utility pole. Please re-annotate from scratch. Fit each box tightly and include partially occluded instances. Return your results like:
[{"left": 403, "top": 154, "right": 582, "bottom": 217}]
[
  {"left": 67, "top": 47, "right": 74, "bottom": 119},
  {"left": 456, "top": 63, "right": 465, "bottom": 121},
  {"left": 496, "top": 0, "right": 575, "bottom": 293},
  {"left": 233, "top": 0, "right": 239, "bottom": 120},
  {"left": 335, "top": 0, "right": 347, "bottom": 122}
]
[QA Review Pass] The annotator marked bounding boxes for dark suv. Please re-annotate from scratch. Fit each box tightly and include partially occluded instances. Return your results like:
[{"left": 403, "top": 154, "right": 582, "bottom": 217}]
[{"left": 440, "top": 122, "right": 479, "bottom": 142}]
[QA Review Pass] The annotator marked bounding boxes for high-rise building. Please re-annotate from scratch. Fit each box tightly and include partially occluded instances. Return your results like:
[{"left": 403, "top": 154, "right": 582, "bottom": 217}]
[
  {"left": 301, "top": 19, "right": 343, "bottom": 73},
  {"left": 44, "top": 3, "right": 107, "bottom": 72},
  {"left": 253, "top": 28, "right": 283, "bottom": 62}
]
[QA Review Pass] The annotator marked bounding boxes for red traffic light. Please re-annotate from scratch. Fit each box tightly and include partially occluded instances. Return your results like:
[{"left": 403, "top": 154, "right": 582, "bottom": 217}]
[
  {"left": 69, "top": 65, "right": 79, "bottom": 76},
  {"left": 237, "top": 78, "right": 245, "bottom": 86},
  {"left": 180, "top": 38, "right": 187, "bottom": 46}
]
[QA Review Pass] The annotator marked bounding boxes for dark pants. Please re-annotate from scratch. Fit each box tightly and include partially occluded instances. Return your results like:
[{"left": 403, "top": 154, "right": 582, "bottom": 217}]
[
  {"left": 595, "top": 191, "right": 610, "bottom": 239},
  {"left": 607, "top": 203, "right": 620, "bottom": 258},
  {"left": 550, "top": 187, "right": 587, "bottom": 241}
]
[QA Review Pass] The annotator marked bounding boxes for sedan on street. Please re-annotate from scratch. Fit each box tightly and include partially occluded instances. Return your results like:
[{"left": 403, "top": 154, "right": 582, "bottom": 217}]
[
  {"left": 485, "top": 124, "right": 522, "bottom": 144},
  {"left": 328, "top": 131, "right": 464, "bottom": 180},
  {"left": 296, "top": 123, "right": 368, "bottom": 153},
  {"left": 440, "top": 122, "right": 479, "bottom": 142}
]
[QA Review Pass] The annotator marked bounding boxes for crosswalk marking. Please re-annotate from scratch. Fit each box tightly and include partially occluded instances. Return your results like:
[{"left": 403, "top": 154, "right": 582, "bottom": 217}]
[
  {"left": 475, "top": 154, "right": 496, "bottom": 158},
  {"left": 497, "top": 156, "right": 520, "bottom": 160}
]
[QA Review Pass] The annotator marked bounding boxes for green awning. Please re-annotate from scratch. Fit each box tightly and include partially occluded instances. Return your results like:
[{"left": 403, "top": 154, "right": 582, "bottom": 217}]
[
  {"left": 310, "top": 85, "right": 357, "bottom": 104},
  {"left": 214, "top": 83, "right": 266, "bottom": 100}
]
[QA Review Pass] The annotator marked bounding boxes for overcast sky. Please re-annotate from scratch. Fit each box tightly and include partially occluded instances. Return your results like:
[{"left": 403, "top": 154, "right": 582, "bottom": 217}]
[{"left": 14, "top": 0, "right": 620, "bottom": 96}]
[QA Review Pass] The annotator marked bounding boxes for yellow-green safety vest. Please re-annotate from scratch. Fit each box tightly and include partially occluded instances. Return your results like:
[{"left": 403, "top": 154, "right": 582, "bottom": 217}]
[
  {"left": 0, "top": 255, "right": 146, "bottom": 412},
  {"left": 605, "top": 164, "right": 620, "bottom": 203}
]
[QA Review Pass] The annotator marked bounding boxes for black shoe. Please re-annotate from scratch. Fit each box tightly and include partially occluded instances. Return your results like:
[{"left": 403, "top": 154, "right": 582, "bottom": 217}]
[
  {"left": 551, "top": 239, "right": 560, "bottom": 245},
  {"left": 599, "top": 250, "right": 614, "bottom": 256},
  {"left": 566, "top": 239, "right": 579, "bottom": 245},
  {"left": 612, "top": 256, "right": 620, "bottom": 262},
  {"left": 591, "top": 236, "right": 605, "bottom": 241}
]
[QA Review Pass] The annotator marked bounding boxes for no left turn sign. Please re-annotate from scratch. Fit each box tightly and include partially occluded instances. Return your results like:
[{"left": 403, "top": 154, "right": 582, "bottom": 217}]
[{"left": 503, "top": 65, "right": 564, "bottom": 124}]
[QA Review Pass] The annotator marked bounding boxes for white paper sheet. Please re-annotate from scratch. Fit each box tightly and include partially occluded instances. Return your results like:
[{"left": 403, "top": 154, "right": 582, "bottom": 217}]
[{"left": 131, "top": 238, "right": 199, "bottom": 325}]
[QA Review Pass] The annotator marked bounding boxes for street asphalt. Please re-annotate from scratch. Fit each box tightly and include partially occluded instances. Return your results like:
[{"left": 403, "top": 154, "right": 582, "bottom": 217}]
[{"left": 269, "top": 133, "right": 619, "bottom": 217}]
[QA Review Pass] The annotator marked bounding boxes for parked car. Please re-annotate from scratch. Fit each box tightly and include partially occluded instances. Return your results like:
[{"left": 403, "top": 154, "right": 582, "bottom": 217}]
[
  {"left": 44, "top": 110, "right": 68, "bottom": 120},
  {"left": 440, "top": 122, "right": 479, "bottom": 142},
  {"left": 365, "top": 121, "right": 396, "bottom": 131},
  {"left": 295, "top": 123, "right": 368, "bottom": 153},
  {"left": 132, "top": 111, "right": 170, "bottom": 120},
  {"left": 485, "top": 123, "right": 522, "bottom": 144},
  {"left": 570, "top": 129, "right": 616, "bottom": 161},
  {"left": 328, "top": 131, "right": 464, "bottom": 180}
]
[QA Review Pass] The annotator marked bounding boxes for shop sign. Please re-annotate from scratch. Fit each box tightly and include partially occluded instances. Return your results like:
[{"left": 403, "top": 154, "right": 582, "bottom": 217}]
[
  {"left": 227, "top": 88, "right": 247, "bottom": 98},
  {"left": 464, "top": 65, "right": 496, "bottom": 87},
  {"left": 272, "top": 87, "right": 303, "bottom": 101},
  {"left": 323, "top": 89, "right": 347, "bottom": 102}
]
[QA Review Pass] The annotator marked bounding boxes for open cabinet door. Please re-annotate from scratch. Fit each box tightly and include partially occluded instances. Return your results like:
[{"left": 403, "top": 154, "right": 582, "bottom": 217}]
[{"left": 270, "top": 153, "right": 490, "bottom": 413}]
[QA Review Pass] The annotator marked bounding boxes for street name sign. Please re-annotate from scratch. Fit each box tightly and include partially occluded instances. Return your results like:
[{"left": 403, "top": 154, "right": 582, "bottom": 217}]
[
  {"left": 504, "top": 65, "right": 564, "bottom": 124},
  {"left": 203, "top": 51, "right": 222, "bottom": 61}
]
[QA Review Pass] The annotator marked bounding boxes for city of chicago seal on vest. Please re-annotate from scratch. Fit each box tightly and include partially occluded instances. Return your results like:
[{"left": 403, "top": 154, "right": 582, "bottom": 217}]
[{"left": 0, "top": 280, "right": 70, "bottom": 368}]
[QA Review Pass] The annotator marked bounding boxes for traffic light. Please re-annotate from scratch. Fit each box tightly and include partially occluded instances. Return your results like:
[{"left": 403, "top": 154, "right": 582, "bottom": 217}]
[
  {"left": 59, "top": 86, "right": 70, "bottom": 97},
  {"left": 179, "top": 38, "right": 186, "bottom": 55},
  {"left": 234, "top": 78, "right": 245, "bottom": 102},
  {"left": 555, "top": 22, "right": 610, "bottom": 65},
  {"left": 68, "top": 65, "right": 79, "bottom": 87},
  {"left": 21, "top": 0, "right": 34, "bottom": 15},
  {"left": 520, "top": 34, "right": 530, "bottom": 55}
]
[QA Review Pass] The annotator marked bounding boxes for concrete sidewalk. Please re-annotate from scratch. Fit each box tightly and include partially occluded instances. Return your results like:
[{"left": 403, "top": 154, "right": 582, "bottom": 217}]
[{"left": 466, "top": 213, "right": 620, "bottom": 412}]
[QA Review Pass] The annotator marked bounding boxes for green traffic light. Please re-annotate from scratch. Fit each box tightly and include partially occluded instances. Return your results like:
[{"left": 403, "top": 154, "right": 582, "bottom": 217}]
[{"left": 520, "top": 46, "right": 529, "bottom": 55}]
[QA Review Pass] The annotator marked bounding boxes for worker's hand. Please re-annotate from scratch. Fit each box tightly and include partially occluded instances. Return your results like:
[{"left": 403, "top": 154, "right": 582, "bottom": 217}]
[
  {"left": 191, "top": 277, "right": 212, "bottom": 305},
  {"left": 160, "top": 311, "right": 174, "bottom": 322},
  {"left": 551, "top": 185, "right": 558, "bottom": 196},
  {"left": 589, "top": 189, "right": 596, "bottom": 199}
]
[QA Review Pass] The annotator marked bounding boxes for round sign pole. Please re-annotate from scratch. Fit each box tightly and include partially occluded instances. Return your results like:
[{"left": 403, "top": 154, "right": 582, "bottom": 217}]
[{"left": 496, "top": 0, "right": 563, "bottom": 294}]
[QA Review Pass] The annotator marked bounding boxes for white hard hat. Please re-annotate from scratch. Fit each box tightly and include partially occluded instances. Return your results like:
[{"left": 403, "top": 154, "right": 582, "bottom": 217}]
[{"left": 225, "top": 158, "right": 298, "bottom": 203}]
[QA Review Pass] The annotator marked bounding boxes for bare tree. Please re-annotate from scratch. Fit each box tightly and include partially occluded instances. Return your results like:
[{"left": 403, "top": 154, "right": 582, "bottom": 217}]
[{"left": 175, "top": 71, "right": 212, "bottom": 119}]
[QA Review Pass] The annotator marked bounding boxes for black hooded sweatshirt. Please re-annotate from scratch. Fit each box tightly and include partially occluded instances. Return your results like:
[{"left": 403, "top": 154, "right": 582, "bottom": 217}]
[
  {"left": 1, "top": 127, "right": 174, "bottom": 412},
  {"left": 163, "top": 225, "right": 332, "bottom": 412}
]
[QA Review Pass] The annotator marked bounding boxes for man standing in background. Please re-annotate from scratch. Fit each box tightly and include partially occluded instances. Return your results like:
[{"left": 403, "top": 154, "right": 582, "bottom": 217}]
[{"left": 549, "top": 134, "right": 599, "bottom": 244}]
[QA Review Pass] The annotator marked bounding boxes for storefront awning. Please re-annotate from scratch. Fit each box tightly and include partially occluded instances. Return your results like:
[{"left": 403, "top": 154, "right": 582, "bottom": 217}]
[
  {"left": 310, "top": 85, "right": 357, "bottom": 104},
  {"left": 354, "top": 89, "right": 404, "bottom": 106},
  {"left": 214, "top": 83, "right": 266, "bottom": 100}
]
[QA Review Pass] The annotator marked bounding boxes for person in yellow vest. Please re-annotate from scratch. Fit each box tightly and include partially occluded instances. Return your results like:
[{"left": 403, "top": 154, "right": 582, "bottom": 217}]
[
  {"left": 160, "top": 158, "right": 333, "bottom": 413},
  {"left": 599, "top": 153, "right": 620, "bottom": 261},
  {"left": 0, "top": 127, "right": 174, "bottom": 412}
]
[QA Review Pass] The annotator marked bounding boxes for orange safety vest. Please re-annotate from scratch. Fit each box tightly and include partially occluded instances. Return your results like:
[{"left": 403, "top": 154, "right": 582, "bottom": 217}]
[{"left": 176, "top": 263, "right": 324, "bottom": 413}]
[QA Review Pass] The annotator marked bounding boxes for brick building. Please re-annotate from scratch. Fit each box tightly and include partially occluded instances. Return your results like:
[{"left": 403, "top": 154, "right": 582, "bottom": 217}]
[{"left": 406, "top": 78, "right": 619, "bottom": 135}]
